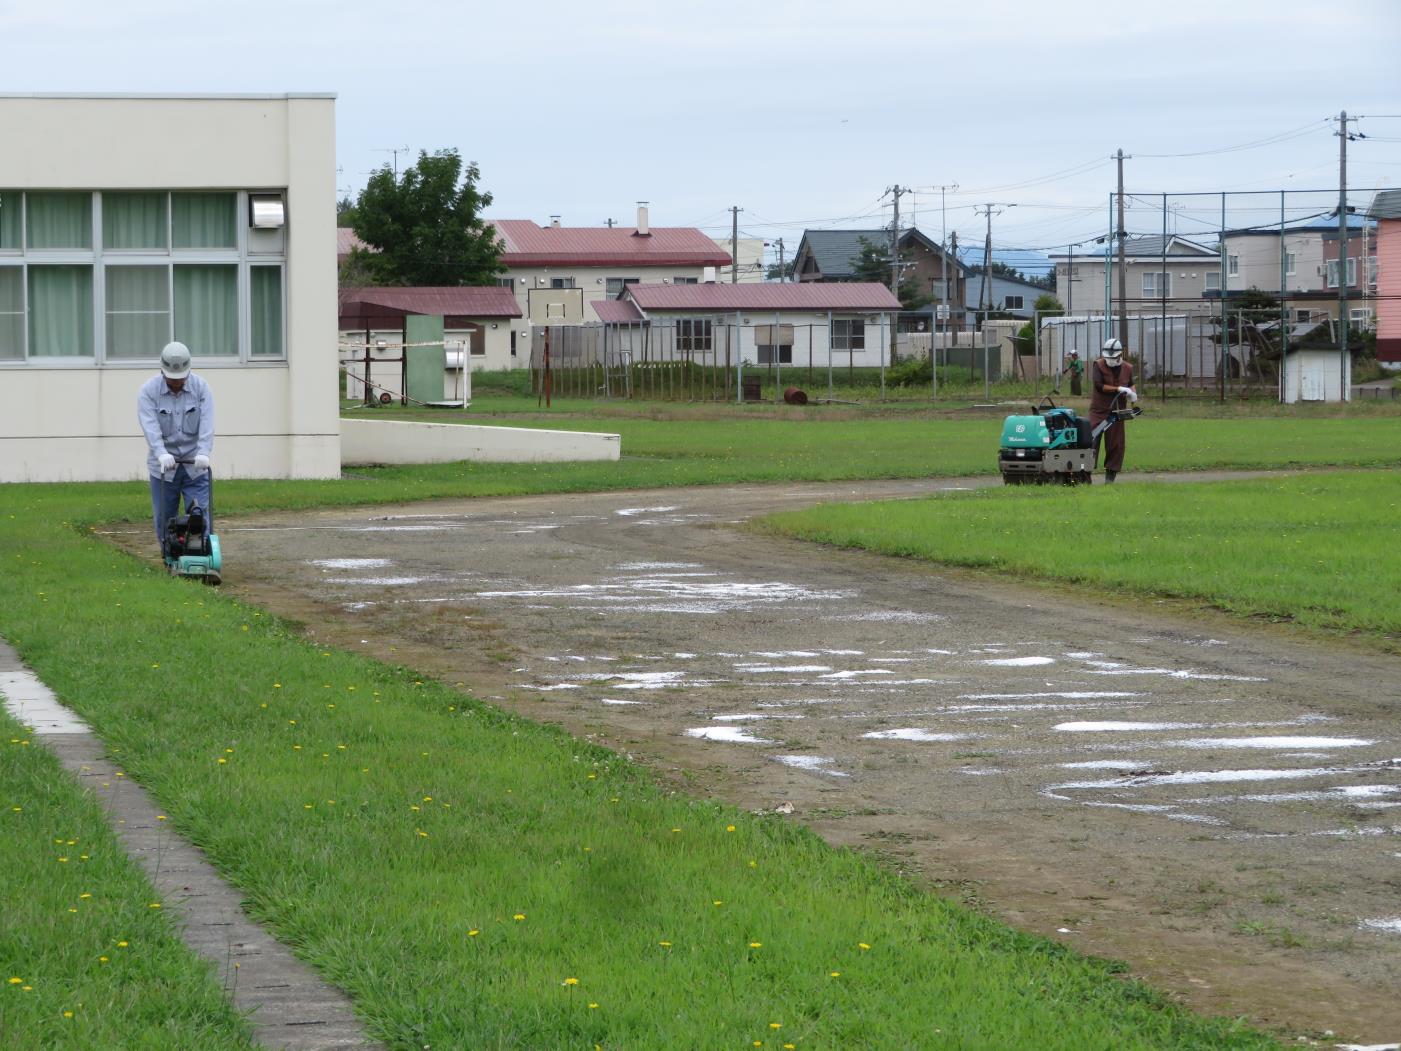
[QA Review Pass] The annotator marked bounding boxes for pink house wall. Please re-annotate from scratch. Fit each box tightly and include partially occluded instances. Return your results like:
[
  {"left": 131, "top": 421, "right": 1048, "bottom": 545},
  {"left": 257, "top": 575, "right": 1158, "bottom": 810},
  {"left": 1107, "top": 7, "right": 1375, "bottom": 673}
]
[{"left": 1377, "top": 220, "right": 1401, "bottom": 362}]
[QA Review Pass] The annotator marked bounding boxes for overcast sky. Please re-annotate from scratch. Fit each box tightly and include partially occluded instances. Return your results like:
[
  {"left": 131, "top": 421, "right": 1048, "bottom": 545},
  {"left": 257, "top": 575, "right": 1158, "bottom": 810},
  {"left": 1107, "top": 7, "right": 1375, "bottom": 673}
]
[{"left": 5, "top": 0, "right": 1398, "bottom": 268}]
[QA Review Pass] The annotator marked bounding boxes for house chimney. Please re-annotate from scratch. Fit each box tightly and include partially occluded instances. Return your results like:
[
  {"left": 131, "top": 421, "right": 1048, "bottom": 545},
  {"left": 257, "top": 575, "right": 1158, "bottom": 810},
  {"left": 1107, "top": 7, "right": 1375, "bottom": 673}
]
[
  {"left": 635, "top": 201, "right": 649, "bottom": 236},
  {"left": 549, "top": 215, "right": 561, "bottom": 228}
]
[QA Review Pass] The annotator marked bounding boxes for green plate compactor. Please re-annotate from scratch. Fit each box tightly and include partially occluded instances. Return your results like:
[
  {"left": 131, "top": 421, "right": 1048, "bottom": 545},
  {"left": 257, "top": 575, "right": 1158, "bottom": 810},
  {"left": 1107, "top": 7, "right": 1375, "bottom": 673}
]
[
  {"left": 998, "top": 396, "right": 1141, "bottom": 485},
  {"left": 162, "top": 466, "right": 222, "bottom": 585}
]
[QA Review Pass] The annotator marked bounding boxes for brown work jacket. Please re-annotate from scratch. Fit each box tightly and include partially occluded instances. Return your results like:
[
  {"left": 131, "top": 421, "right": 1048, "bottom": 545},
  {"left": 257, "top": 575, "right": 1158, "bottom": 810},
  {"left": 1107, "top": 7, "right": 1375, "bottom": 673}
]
[{"left": 1089, "top": 359, "right": 1135, "bottom": 420}]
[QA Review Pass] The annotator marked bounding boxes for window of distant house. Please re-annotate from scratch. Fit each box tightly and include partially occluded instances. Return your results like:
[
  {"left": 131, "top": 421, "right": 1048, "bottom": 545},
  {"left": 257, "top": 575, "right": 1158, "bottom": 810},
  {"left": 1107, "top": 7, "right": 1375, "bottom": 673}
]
[
  {"left": 757, "top": 342, "right": 792, "bottom": 365},
  {"left": 1326, "top": 260, "right": 1339, "bottom": 288},
  {"left": 1345, "top": 257, "right": 1357, "bottom": 287},
  {"left": 673, "top": 276, "right": 698, "bottom": 285},
  {"left": 1227, "top": 255, "right": 1239, "bottom": 277},
  {"left": 1284, "top": 252, "right": 1296, "bottom": 276},
  {"left": 1350, "top": 307, "right": 1372, "bottom": 326},
  {"left": 495, "top": 277, "right": 514, "bottom": 288},
  {"left": 1204, "top": 271, "right": 1221, "bottom": 292},
  {"left": 1003, "top": 295, "right": 1023, "bottom": 311},
  {"left": 831, "top": 318, "right": 865, "bottom": 352},
  {"left": 606, "top": 277, "right": 640, "bottom": 297},
  {"left": 1142, "top": 271, "right": 1171, "bottom": 298},
  {"left": 0, "top": 190, "right": 284, "bottom": 365},
  {"left": 550, "top": 277, "right": 575, "bottom": 289},
  {"left": 675, "top": 318, "right": 712, "bottom": 352},
  {"left": 1368, "top": 255, "right": 1377, "bottom": 288}
]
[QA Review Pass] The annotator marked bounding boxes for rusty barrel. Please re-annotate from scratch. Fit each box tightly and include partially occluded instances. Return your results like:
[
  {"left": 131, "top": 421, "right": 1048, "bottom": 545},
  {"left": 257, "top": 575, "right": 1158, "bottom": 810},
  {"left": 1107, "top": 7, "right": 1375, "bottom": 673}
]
[{"left": 782, "top": 387, "right": 808, "bottom": 405}]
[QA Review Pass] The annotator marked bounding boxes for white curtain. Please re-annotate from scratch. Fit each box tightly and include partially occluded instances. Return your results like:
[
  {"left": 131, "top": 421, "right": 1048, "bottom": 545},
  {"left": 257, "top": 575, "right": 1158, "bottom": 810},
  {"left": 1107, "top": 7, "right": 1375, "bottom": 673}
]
[
  {"left": 27, "top": 193, "right": 91, "bottom": 249},
  {"left": 103, "top": 193, "right": 167, "bottom": 250},
  {"left": 28, "top": 266, "right": 93, "bottom": 357},
  {"left": 174, "top": 264, "right": 237, "bottom": 356},
  {"left": 172, "top": 193, "right": 235, "bottom": 249},
  {"left": 106, "top": 266, "right": 170, "bottom": 358},
  {"left": 0, "top": 267, "right": 21, "bottom": 359},
  {"left": 250, "top": 265, "right": 283, "bottom": 357}
]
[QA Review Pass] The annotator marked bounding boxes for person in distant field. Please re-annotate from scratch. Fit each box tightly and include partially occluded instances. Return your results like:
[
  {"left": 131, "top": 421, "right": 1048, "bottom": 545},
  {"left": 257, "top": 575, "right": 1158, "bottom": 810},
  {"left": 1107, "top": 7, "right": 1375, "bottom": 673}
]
[
  {"left": 1089, "top": 338, "right": 1136, "bottom": 483},
  {"left": 137, "top": 342, "right": 214, "bottom": 554},
  {"left": 1061, "top": 349, "right": 1084, "bottom": 396}
]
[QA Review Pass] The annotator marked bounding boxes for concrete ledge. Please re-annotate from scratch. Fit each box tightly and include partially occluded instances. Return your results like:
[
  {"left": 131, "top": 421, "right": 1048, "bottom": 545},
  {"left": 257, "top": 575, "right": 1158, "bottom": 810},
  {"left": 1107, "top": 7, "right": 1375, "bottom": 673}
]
[{"left": 341, "top": 418, "right": 620, "bottom": 465}]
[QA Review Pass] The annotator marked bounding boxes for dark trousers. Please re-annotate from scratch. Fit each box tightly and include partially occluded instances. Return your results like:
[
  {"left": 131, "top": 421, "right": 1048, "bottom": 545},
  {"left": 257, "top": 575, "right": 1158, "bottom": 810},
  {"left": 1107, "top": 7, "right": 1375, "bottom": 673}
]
[{"left": 1093, "top": 418, "right": 1126, "bottom": 473}]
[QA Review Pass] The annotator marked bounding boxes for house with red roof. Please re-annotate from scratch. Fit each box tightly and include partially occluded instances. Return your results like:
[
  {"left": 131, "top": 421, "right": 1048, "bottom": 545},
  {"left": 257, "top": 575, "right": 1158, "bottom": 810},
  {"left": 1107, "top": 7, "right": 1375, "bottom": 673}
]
[
  {"left": 492, "top": 206, "right": 732, "bottom": 328},
  {"left": 597, "top": 281, "right": 903, "bottom": 368}
]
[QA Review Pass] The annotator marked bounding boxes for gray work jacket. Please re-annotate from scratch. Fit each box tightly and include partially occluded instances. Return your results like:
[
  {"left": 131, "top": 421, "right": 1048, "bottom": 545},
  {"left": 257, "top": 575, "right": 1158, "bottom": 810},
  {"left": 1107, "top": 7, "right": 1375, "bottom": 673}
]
[{"left": 137, "top": 373, "right": 215, "bottom": 480}]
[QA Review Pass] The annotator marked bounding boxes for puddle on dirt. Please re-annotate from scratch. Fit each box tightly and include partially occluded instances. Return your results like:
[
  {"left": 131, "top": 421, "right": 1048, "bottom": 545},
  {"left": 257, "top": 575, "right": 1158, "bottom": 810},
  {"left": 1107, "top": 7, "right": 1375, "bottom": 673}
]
[
  {"left": 599, "top": 698, "right": 644, "bottom": 706},
  {"left": 961, "top": 691, "right": 1145, "bottom": 700},
  {"left": 772, "top": 755, "right": 849, "bottom": 776},
  {"left": 684, "top": 726, "right": 772, "bottom": 744},
  {"left": 1165, "top": 736, "right": 1374, "bottom": 750},
  {"left": 862, "top": 729, "right": 972, "bottom": 742},
  {"left": 1082, "top": 662, "right": 1267, "bottom": 682},
  {"left": 330, "top": 576, "right": 433, "bottom": 586},
  {"left": 821, "top": 669, "right": 893, "bottom": 679},
  {"left": 712, "top": 712, "right": 804, "bottom": 722},
  {"left": 310, "top": 557, "right": 393, "bottom": 570},
  {"left": 1048, "top": 767, "right": 1344, "bottom": 792},
  {"left": 615, "top": 506, "right": 680, "bottom": 516},
  {"left": 1061, "top": 760, "right": 1152, "bottom": 770},
  {"left": 833, "top": 611, "right": 945, "bottom": 623},
  {"left": 617, "top": 561, "right": 703, "bottom": 570},
  {"left": 1360, "top": 918, "right": 1401, "bottom": 934},
  {"left": 735, "top": 664, "right": 834, "bottom": 674},
  {"left": 980, "top": 656, "right": 1056, "bottom": 667},
  {"left": 1055, "top": 720, "right": 1208, "bottom": 732}
]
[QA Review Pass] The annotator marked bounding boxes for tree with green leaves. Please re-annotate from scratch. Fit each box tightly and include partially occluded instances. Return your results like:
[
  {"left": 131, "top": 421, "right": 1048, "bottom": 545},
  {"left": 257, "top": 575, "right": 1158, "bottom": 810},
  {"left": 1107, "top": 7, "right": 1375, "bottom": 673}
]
[
  {"left": 850, "top": 237, "right": 932, "bottom": 310},
  {"left": 346, "top": 149, "right": 502, "bottom": 287}
]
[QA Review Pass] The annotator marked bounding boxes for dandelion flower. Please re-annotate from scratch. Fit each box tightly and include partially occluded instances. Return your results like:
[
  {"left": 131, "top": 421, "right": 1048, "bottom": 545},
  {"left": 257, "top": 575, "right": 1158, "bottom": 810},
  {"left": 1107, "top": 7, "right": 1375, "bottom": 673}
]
[
  {"left": 7, "top": 977, "right": 20, "bottom": 985},
  {"left": 588, "top": 1002, "right": 599, "bottom": 1009},
  {"left": 769, "top": 1023, "right": 782, "bottom": 1029},
  {"left": 513, "top": 914, "right": 525, "bottom": 921},
  {"left": 713, "top": 900, "right": 723, "bottom": 906},
  {"left": 858, "top": 942, "right": 870, "bottom": 951},
  {"left": 116, "top": 941, "right": 128, "bottom": 948},
  {"left": 149, "top": 903, "right": 161, "bottom": 909},
  {"left": 749, "top": 941, "right": 762, "bottom": 948},
  {"left": 726, "top": 825, "right": 736, "bottom": 832},
  {"left": 829, "top": 971, "right": 841, "bottom": 978},
  {"left": 563, "top": 977, "right": 579, "bottom": 986},
  {"left": 468, "top": 930, "right": 479, "bottom": 937},
  {"left": 659, "top": 941, "right": 671, "bottom": 948}
]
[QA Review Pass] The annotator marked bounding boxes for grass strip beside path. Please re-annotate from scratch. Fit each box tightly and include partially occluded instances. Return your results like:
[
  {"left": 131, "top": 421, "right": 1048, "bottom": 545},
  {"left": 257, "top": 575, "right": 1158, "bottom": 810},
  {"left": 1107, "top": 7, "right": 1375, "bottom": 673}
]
[
  {"left": 760, "top": 472, "right": 1401, "bottom": 643},
  {"left": 0, "top": 497, "right": 1280, "bottom": 1046},
  {"left": 0, "top": 710, "right": 256, "bottom": 1050}
]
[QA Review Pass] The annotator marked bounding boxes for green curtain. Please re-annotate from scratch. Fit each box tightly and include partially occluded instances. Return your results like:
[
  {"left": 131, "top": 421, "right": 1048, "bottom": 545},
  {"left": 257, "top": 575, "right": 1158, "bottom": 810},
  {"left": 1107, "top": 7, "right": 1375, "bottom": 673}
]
[
  {"left": 172, "top": 193, "right": 236, "bottom": 249},
  {"left": 106, "top": 266, "right": 170, "bottom": 359},
  {"left": 0, "top": 267, "right": 21, "bottom": 359},
  {"left": 0, "top": 192, "right": 19, "bottom": 250},
  {"left": 174, "top": 264, "right": 237, "bottom": 356},
  {"left": 250, "top": 265, "right": 283, "bottom": 357},
  {"left": 28, "top": 266, "right": 94, "bottom": 357},
  {"left": 103, "top": 193, "right": 167, "bottom": 250},
  {"left": 27, "top": 193, "right": 92, "bottom": 249}
]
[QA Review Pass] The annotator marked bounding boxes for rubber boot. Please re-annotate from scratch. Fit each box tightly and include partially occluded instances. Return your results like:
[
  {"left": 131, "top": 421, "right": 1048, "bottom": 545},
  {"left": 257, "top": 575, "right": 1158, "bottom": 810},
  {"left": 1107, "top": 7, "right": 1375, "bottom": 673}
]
[{"left": 1105, "top": 471, "right": 1117, "bottom": 484}]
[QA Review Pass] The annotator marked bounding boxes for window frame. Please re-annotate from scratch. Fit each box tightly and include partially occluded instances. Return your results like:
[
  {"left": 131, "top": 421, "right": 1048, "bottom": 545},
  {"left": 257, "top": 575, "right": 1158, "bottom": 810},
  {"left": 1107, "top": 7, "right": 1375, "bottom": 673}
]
[
  {"left": 1227, "top": 254, "right": 1239, "bottom": 277},
  {"left": 675, "top": 317, "right": 713, "bottom": 353},
  {"left": 1003, "top": 294, "right": 1024, "bottom": 311},
  {"left": 605, "top": 276, "right": 640, "bottom": 297},
  {"left": 1141, "top": 271, "right": 1171, "bottom": 298},
  {"left": 0, "top": 189, "right": 286, "bottom": 368},
  {"left": 1204, "top": 270, "right": 1221, "bottom": 292},
  {"left": 831, "top": 317, "right": 866, "bottom": 352}
]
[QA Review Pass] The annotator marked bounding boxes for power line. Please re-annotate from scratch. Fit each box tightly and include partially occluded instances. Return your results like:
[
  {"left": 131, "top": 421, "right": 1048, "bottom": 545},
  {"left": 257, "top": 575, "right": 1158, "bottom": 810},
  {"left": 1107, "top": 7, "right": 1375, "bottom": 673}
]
[{"left": 1134, "top": 119, "right": 1328, "bottom": 159}]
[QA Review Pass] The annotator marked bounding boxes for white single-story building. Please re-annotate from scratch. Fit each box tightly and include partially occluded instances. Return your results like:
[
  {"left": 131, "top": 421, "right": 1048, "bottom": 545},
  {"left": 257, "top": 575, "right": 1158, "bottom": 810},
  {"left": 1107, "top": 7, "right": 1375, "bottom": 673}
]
[
  {"left": 593, "top": 281, "right": 903, "bottom": 368},
  {"left": 339, "top": 286, "right": 524, "bottom": 401},
  {"left": 0, "top": 92, "right": 339, "bottom": 483}
]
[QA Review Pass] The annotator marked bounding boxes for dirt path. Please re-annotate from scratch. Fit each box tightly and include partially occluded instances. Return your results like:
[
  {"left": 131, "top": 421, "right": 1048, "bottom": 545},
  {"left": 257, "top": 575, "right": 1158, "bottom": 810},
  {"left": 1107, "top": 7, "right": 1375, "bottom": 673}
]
[{"left": 127, "top": 473, "right": 1401, "bottom": 1044}]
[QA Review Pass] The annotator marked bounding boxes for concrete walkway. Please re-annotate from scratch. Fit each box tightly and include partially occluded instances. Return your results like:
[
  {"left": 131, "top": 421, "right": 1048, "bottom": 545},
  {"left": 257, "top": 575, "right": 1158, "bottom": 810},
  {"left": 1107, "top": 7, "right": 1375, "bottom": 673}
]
[{"left": 0, "top": 637, "right": 384, "bottom": 1051}]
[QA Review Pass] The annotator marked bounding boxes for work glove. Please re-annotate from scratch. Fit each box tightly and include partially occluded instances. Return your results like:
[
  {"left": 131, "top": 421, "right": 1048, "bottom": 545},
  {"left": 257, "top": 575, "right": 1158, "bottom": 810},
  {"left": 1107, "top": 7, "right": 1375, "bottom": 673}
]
[
  {"left": 193, "top": 454, "right": 210, "bottom": 472},
  {"left": 158, "top": 452, "right": 176, "bottom": 473},
  {"left": 1122, "top": 387, "right": 1138, "bottom": 402}
]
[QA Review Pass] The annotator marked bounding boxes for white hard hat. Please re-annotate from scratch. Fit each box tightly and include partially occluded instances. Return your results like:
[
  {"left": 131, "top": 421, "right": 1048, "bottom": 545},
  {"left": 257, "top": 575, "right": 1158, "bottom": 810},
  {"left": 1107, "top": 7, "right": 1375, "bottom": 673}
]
[
  {"left": 160, "top": 341, "right": 191, "bottom": 379},
  {"left": 1101, "top": 338, "right": 1123, "bottom": 361}
]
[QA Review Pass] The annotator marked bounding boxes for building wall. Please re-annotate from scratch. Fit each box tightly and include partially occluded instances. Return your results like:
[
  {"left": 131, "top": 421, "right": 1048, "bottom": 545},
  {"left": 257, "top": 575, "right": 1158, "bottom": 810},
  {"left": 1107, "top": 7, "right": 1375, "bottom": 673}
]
[
  {"left": 1053, "top": 256, "right": 1215, "bottom": 316},
  {"left": 1375, "top": 221, "right": 1401, "bottom": 362},
  {"left": 1224, "top": 232, "right": 1327, "bottom": 294},
  {"left": 340, "top": 322, "right": 516, "bottom": 401},
  {"left": 638, "top": 309, "right": 894, "bottom": 369},
  {"left": 503, "top": 265, "right": 714, "bottom": 333},
  {"left": 0, "top": 94, "right": 339, "bottom": 482},
  {"left": 711, "top": 238, "right": 766, "bottom": 282}
]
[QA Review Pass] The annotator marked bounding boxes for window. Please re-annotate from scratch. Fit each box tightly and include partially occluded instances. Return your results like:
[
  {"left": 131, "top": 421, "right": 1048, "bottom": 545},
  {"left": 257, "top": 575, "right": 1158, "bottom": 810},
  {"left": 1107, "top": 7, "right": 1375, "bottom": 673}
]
[
  {"left": 495, "top": 277, "right": 514, "bottom": 288},
  {"left": 1350, "top": 308, "right": 1373, "bottom": 329},
  {"left": 0, "top": 268, "right": 21, "bottom": 359},
  {"left": 1368, "top": 255, "right": 1378, "bottom": 289},
  {"left": 1284, "top": 252, "right": 1296, "bottom": 276},
  {"left": 1204, "top": 271, "right": 1221, "bottom": 292},
  {"left": 756, "top": 343, "right": 792, "bottom": 364},
  {"left": 0, "top": 192, "right": 22, "bottom": 250},
  {"left": 676, "top": 318, "right": 712, "bottom": 352},
  {"left": 1003, "top": 295, "right": 1024, "bottom": 310},
  {"left": 831, "top": 318, "right": 865, "bottom": 351},
  {"left": 1326, "top": 260, "right": 1340, "bottom": 288},
  {"left": 105, "top": 267, "right": 169, "bottom": 358},
  {"left": 673, "top": 276, "right": 698, "bottom": 285},
  {"left": 1142, "top": 271, "right": 1171, "bottom": 297},
  {"left": 549, "top": 277, "right": 575, "bottom": 289},
  {"left": 1227, "top": 254, "right": 1239, "bottom": 277},
  {"left": 1295, "top": 309, "right": 1313, "bottom": 323},
  {"left": 605, "top": 276, "right": 639, "bottom": 296},
  {"left": 0, "top": 190, "right": 284, "bottom": 366},
  {"left": 1345, "top": 257, "right": 1357, "bottom": 287}
]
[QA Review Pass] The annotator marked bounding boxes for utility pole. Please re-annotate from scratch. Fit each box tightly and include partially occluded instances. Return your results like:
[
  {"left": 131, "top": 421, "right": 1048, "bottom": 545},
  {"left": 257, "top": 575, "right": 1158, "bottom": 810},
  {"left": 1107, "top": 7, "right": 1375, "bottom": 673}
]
[
  {"left": 888, "top": 184, "right": 908, "bottom": 296},
  {"left": 1336, "top": 110, "right": 1354, "bottom": 375},
  {"left": 375, "top": 145, "right": 410, "bottom": 178},
  {"left": 1116, "top": 148, "right": 1130, "bottom": 350},
  {"left": 730, "top": 206, "right": 742, "bottom": 283},
  {"left": 776, "top": 237, "right": 786, "bottom": 282},
  {"left": 972, "top": 203, "right": 1015, "bottom": 315}
]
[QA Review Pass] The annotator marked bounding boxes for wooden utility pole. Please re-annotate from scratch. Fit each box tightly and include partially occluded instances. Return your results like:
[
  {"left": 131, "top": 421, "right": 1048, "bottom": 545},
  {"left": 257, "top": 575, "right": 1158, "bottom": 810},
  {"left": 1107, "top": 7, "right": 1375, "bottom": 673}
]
[
  {"left": 889, "top": 184, "right": 903, "bottom": 295},
  {"left": 1116, "top": 148, "right": 1129, "bottom": 350},
  {"left": 1337, "top": 110, "right": 1353, "bottom": 374}
]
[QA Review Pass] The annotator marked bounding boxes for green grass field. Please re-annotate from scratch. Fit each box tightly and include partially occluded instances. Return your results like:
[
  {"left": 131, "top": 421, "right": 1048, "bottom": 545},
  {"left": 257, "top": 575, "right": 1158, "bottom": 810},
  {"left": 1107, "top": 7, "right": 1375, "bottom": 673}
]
[
  {"left": 5, "top": 401, "right": 1395, "bottom": 1048},
  {"left": 760, "top": 472, "right": 1401, "bottom": 644}
]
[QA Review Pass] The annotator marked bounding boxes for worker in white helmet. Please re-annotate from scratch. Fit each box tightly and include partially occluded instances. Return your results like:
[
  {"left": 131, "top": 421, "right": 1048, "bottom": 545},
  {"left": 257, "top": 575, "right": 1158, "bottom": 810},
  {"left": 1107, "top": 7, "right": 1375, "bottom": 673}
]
[
  {"left": 1089, "top": 338, "right": 1136, "bottom": 482},
  {"left": 136, "top": 341, "right": 215, "bottom": 553}
]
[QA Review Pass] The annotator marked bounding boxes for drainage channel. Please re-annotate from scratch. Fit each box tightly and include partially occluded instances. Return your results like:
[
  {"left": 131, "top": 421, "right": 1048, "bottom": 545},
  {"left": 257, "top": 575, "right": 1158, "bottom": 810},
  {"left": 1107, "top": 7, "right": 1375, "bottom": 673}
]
[{"left": 0, "top": 636, "right": 383, "bottom": 1051}]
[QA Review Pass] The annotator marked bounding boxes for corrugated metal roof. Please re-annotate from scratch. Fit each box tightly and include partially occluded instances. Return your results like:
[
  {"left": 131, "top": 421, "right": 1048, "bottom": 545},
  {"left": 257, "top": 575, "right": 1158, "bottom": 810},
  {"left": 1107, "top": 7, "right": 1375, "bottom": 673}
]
[
  {"left": 338, "top": 228, "right": 370, "bottom": 256},
  {"left": 1367, "top": 190, "right": 1401, "bottom": 221},
  {"left": 796, "top": 228, "right": 961, "bottom": 280},
  {"left": 591, "top": 299, "right": 644, "bottom": 323},
  {"left": 339, "top": 287, "right": 522, "bottom": 319},
  {"left": 625, "top": 282, "right": 902, "bottom": 312},
  {"left": 492, "top": 220, "right": 731, "bottom": 267}
]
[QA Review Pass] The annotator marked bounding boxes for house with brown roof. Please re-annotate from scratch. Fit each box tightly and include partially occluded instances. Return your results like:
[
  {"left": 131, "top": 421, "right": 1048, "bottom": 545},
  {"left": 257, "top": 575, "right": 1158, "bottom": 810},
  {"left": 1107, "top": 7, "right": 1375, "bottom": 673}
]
[
  {"left": 338, "top": 286, "right": 523, "bottom": 399},
  {"left": 491, "top": 206, "right": 732, "bottom": 328},
  {"left": 598, "top": 281, "right": 903, "bottom": 368}
]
